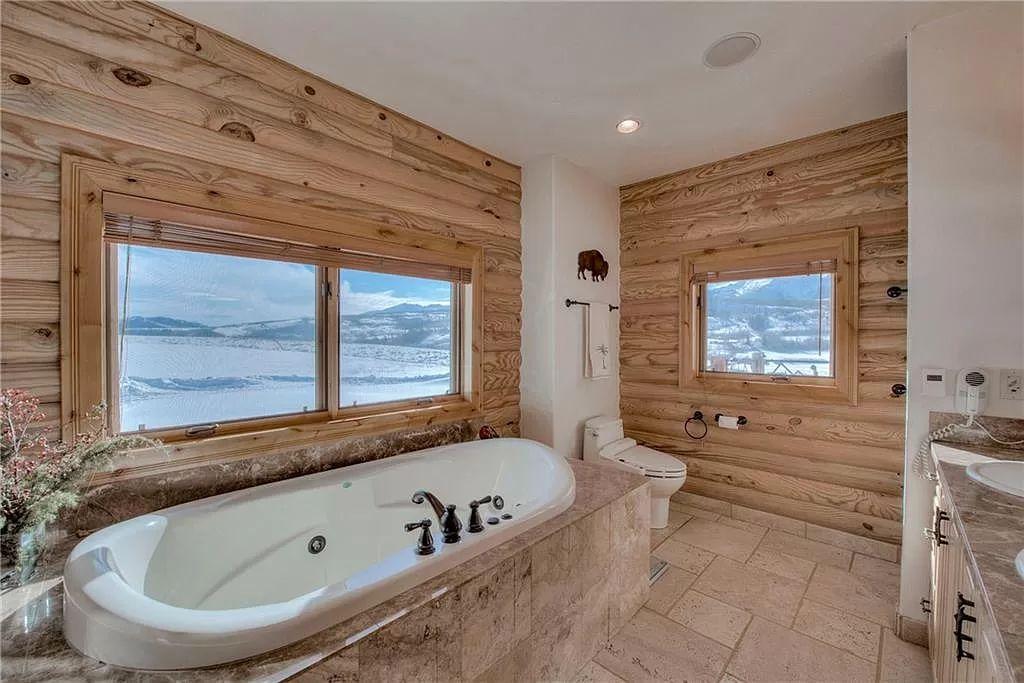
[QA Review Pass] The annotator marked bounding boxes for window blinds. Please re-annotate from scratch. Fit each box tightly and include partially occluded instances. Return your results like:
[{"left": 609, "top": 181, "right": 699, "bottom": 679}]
[
  {"left": 690, "top": 258, "right": 837, "bottom": 285},
  {"left": 103, "top": 206, "right": 471, "bottom": 284}
]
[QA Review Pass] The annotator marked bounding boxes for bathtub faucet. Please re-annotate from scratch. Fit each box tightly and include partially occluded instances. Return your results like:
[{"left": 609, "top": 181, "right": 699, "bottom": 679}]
[{"left": 411, "top": 490, "right": 447, "bottom": 523}]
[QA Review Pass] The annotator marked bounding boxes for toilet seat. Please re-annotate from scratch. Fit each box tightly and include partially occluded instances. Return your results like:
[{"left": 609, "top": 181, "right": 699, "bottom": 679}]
[{"left": 599, "top": 439, "right": 686, "bottom": 479}]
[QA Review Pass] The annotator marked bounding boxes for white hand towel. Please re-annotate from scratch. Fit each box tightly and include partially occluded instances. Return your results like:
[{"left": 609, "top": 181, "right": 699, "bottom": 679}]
[{"left": 585, "top": 304, "right": 612, "bottom": 379}]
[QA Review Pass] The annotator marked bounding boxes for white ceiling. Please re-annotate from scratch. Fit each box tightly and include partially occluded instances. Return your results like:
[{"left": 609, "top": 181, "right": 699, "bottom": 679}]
[{"left": 162, "top": 1, "right": 971, "bottom": 186}]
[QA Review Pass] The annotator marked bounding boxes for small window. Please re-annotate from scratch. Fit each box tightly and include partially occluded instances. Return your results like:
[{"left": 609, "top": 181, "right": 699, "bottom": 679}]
[
  {"left": 110, "top": 245, "right": 322, "bottom": 433},
  {"left": 339, "top": 269, "right": 459, "bottom": 407},
  {"left": 702, "top": 273, "right": 833, "bottom": 378},
  {"left": 680, "top": 229, "right": 857, "bottom": 403}
]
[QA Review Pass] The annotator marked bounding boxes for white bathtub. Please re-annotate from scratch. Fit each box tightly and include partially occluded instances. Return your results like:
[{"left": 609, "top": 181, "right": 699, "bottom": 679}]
[{"left": 62, "top": 438, "right": 575, "bottom": 670}]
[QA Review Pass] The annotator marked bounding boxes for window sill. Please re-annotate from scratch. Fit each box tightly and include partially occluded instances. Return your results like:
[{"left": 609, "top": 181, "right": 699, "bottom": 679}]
[{"left": 90, "top": 399, "right": 482, "bottom": 485}]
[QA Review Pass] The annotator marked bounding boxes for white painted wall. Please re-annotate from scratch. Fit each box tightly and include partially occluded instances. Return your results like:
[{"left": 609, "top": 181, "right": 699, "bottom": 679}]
[
  {"left": 901, "top": 3, "right": 1024, "bottom": 620},
  {"left": 520, "top": 156, "right": 620, "bottom": 457}
]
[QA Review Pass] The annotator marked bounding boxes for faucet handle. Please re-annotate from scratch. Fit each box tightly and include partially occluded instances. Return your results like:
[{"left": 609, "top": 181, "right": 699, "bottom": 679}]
[
  {"left": 405, "top": 518, "right": 435, "bottom": 556},
  {"left": 467, "top": 497, "right": 492, "bottom": 533}
]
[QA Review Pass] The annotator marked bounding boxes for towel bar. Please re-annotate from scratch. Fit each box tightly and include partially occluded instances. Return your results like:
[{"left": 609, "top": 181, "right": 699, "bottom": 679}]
[{"left": 565, "top": 298, "right": 619, "bottom": 311}]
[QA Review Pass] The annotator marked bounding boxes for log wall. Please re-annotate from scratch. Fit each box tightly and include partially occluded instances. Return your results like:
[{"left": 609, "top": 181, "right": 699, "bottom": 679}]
[
  {"left": 618, "top": 114, "right": 908, "bottom": 543},
  {"left": 0, "top": 1, "right": 521, "bottom": 441}
]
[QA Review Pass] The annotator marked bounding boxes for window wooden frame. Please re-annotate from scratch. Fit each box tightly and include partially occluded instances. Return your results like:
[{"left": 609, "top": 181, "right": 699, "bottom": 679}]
[
  {"left": 61, "top": 155, "right": 483, "bottom": 480},
  {"left": 679, "top": 229, "right": 858, "bottom": 404}
]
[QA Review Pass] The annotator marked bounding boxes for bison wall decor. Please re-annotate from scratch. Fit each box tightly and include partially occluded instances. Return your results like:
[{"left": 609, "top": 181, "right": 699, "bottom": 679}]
[{"left": 577, "top": 250, "right": 609, "bottom": 281}]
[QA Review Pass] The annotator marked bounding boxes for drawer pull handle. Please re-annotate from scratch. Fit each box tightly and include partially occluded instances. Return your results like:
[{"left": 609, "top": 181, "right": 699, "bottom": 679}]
[
  {"left": 932, "top": 507, "right": 949, "bottom": 547},
  {"left": 953, "top": 591, "right": 976, "bottom": 662}
]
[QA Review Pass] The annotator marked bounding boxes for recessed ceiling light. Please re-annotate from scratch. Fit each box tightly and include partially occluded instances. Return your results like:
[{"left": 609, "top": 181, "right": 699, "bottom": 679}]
[
  {"left": 616, "top": 119, "right": 641, "bottom": 134},
  {"left": 703, "top": 32, "right": 761, "bottom": 69}
]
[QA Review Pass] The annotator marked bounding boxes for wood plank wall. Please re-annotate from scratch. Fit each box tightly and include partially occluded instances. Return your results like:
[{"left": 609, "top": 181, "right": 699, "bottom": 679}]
[
  {"left": 618, "top": 114, "right": 908, "bottom": 543},
  {"left": 0, "top": 1, "right": 522, "bottom": 440}
]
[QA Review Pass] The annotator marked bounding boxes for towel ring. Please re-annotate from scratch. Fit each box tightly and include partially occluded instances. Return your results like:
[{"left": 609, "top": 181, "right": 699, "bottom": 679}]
[{"left": 684, "top": 411, "right": 708, "bottom": 440}]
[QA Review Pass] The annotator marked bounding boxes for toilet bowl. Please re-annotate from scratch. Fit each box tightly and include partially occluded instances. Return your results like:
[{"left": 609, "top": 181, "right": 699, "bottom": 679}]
[{"left": 582, "top": 416, "right": 686, "bottom": 528}]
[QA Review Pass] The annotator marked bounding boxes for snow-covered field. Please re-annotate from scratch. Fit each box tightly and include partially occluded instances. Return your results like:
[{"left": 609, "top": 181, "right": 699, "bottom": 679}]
[{"left": 118, "top": 336, "right": 451, "bottom": 432}]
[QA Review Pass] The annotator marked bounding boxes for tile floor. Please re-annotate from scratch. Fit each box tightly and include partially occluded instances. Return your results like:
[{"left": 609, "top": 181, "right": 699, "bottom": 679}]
[{"left": 577, "top": 495, "right": 932, "bottom": 683}]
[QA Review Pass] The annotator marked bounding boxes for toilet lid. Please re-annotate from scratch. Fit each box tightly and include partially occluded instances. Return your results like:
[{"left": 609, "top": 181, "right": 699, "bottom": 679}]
[{"left": 613, "top": 445, "right": 686, "bottom": 478}]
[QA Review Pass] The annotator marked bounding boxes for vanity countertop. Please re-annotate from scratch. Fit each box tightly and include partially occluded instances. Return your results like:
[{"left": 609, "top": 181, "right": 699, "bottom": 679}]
[
  {"left": 933, "top": 442, "right": 1024, "bottom": 680},
  {"left": 0, "top": 457, "right": 647, "bottom": 682}
]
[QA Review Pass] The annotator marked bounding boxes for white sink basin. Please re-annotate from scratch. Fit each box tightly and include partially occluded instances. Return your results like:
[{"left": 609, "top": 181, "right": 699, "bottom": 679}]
[
  {"left": 965, "top": 460, "right": 1024, "bottom": 498},
  {"left": 1017, "top": 549, "right": 1024, "bottom": 580}
]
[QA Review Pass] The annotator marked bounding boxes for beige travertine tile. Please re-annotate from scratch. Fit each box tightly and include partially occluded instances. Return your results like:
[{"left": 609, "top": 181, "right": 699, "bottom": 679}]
[
  {"left": 727, "top": 617, "right": 877, "bottom": 683},
  {"left": 671, "top": 518, "right": 763, "bottom": 562},
  {"left": 793, "top": 599, "right": 882, "bottom": 661},
  {"left": 674, "top": 491, "right": 732, "bottom": 515},
  {"left": 851, "top": 553, "right": 901, "bottom": 600},
  {"left": 645, "top": 565, "right": 698, "bottom": 615},
  {"left": 759, "top": 529, "right": 853, "bottom": 569},
  {"left": 716, "top": 516, "right": 768, "bottom": 537},
  {"left": 667, "top": 590, "right": 752, "bottom": 648},
  {"left": 719, "top": 675, "right": 745, "bottom": 683},
  {"left": 653, "top": 537, "right": 716, "bottom": 574},
  {"left": 513, "top": 550, "right": 532, "bottom": 643},
  {"left": 528, "top": 589, "right": 606, "bottom": 683},
  {"left": 460, "top": 558, "right": 517, "bottom": 679},
  {"left": 531, "top": 506, "right": 611, "bottom": 628},
  {"left": 572, "top": 659, "right": 625, "bottom": 682},
  {"left": 691, "top": 556, "right": 807, "bottom": 626},
  {"left": 746, "top": 548, "right": 816, "bottom": 582},
  {"left": 359, "top": 591, "right": 459, "bottom": 682},
  {"left": 670, "top": 501, "right": 721, "bottom": 520},
  {"left": 879, "top": 628, "right": 932, "bottom": 682},
  {"left": 596, "top": 608, "right": 731, "bottom": 683},
  {"left": 608, "top": 486, "right": 651, "bottom": 635},
  {"left": 806, "top": 523, "right": 900, "bottom": 562},
  {"left": 730, "top": 505, "right": 806, "bottom": 536},
  {"left": 804, "top": 563, "right": 896, "bottom": 629},
  {"left": 652, "top": 507, "right": 694, "bottom": 548}
]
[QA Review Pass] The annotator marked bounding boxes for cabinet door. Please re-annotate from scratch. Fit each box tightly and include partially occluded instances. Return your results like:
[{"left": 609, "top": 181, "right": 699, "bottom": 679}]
[{"left": 932, "top": 484, "right": 959, "bottom": 682}]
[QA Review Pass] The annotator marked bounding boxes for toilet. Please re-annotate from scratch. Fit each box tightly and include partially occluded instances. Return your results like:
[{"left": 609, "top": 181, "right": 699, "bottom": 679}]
[{"left": 582, "top": 416, "right": 687, "bottom": 529}]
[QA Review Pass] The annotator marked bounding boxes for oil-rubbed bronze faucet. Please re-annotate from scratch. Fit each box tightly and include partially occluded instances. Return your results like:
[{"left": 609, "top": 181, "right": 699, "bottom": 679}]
[{"left": 411, "top": 490, "right": 446, "bottom": 524}]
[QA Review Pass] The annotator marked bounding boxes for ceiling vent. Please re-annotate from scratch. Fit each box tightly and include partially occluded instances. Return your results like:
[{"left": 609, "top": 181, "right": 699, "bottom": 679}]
[{"left": 703, "top": 32, "right": 761, "bottom": 69}]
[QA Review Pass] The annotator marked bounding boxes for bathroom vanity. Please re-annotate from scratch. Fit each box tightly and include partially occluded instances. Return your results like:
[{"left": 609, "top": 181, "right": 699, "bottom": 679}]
[{"left": 928, "top": 443, "right": 1024, "bottom": 682}]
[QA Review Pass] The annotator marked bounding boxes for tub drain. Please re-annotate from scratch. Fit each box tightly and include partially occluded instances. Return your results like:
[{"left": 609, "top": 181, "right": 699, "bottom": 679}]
[{"left": 308, "top": 535, "right": 327, "bottom": 554}]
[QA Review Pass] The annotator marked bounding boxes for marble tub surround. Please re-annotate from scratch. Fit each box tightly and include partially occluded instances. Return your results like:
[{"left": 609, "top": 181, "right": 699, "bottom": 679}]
[
  {"left": 584, "top": 494, "right": 929, "bottom": 683},
  {"left": 67, "top": 419, "right": 476, "bottom": 534},
  {"left": 933, "top": 442, "right": 1024, "bottom": 679},
  {"left": 0, "top": 459, "right": 648, "bottom": 682}
]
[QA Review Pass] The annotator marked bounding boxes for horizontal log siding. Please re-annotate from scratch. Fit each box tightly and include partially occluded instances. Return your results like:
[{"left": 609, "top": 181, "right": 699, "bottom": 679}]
[
  {"left": 618, "top": 113, "right": 907, "bottom": 544},
  {"left": 0, "top": 1, "right": 522, "bottom": 440}
]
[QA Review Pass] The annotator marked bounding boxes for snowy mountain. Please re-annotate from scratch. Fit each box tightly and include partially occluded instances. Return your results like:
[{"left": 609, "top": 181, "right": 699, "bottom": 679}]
[
  {"left": 124, "top": 303, "right": 452, "bottom": 349},
  {"left": 124, "top": 316, "right": 220, "bottom": 337}
]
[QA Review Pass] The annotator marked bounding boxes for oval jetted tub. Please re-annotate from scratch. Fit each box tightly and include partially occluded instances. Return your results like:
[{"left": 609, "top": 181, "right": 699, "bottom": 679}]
[{"left": 63, "top": 438, "right": 575, "bottom": 670}]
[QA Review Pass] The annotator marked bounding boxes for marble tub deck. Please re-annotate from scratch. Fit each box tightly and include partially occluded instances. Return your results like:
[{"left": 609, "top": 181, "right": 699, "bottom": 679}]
[
  {"left": 576, "top": 492, "right": 933, "bottom": 683},
  {"left": 0, "top": 458, "right": 648, "bottom": 682}
]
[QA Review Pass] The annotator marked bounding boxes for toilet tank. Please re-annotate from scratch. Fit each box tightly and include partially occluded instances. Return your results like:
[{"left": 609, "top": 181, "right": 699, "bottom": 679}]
[{"left": 583, "top": 416, "right": 625, "bottom": 462}]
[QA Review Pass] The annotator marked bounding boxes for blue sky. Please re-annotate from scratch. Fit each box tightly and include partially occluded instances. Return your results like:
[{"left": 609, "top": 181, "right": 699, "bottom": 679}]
[{"left": 118, "top": 246, "right": 450, "bottom": 326}]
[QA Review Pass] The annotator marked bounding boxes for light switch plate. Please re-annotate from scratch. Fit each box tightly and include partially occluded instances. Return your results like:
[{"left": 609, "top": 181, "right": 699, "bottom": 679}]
[
  {"left": 1000, "top": 368, "right": 1024, "bottom": 400},
  {"left": 921, "top": 368, "right": 947, "bottom": 397}
]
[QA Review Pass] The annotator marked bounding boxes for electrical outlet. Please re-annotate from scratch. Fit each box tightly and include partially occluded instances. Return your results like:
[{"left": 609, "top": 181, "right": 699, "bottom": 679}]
[{"left": 1000, "top": 368, "right": 1024, "bottom": 400}]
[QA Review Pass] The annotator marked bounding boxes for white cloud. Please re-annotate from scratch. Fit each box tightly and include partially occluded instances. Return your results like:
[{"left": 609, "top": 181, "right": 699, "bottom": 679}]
[{"left": 339, "top": 280, "right": 448, "bottom": 315}]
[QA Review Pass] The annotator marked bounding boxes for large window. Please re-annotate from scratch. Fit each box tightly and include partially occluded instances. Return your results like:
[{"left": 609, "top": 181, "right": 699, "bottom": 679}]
[
  {"left": 62, "top": 157, "right": 483, "bottom": 476},
  {"left": 680, "top": 229, "right": 857, "bottom": 403},
  {"left": 90, "top": 193, "right": 473, "bottom": 444},
  {"left": 107, "top": 240, "right": 467, "bottom": 438}
]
